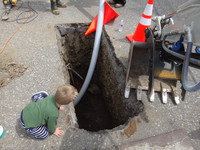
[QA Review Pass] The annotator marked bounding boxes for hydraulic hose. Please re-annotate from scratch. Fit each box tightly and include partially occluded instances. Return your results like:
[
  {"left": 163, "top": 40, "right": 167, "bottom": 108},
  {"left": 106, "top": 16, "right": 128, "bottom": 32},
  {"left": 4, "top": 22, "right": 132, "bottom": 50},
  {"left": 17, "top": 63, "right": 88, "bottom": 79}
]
[
  {"left": 162, "top": 32, "right": 200, "bottom": 66},
  {"left": 73, "top": 0, "right": 104, "bottom": 106},
  {"left": 182, "top": 28, "right": 200, "bottom": 92}
]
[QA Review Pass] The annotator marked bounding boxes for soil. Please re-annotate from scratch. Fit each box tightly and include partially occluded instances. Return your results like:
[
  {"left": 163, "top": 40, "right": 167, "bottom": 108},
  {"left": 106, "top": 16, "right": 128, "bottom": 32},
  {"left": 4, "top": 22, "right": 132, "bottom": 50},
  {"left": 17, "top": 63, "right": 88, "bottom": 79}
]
[
  {"left": 56, "top": 23, "right": 144, "bottom": 132},
  {"left": 0, "top": 56, "right": 27, "bottom": 87},
  {"left": 122, "top": 119, "right": 137, "bottom": 137}
]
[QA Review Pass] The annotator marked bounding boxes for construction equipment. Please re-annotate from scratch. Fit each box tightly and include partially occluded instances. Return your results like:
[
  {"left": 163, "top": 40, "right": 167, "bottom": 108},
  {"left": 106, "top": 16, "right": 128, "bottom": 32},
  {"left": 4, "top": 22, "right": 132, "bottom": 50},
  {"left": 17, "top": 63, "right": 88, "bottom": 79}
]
[
  {"left": 2, "top": 0, "right": 17, "bottom": 20},
  {"left": 125, "top": 0, "right": 200, "bottom": 104},
  {"left": 3, "top": 0, "right": 17, "bottom": 6}
]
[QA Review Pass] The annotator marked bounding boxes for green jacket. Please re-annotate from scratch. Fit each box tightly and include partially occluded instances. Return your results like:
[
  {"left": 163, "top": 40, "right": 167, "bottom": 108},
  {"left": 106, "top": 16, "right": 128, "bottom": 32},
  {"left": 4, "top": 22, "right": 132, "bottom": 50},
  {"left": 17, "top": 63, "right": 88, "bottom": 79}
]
[{"left": 22, "top": 95, "right": 59, "bottom": 134}]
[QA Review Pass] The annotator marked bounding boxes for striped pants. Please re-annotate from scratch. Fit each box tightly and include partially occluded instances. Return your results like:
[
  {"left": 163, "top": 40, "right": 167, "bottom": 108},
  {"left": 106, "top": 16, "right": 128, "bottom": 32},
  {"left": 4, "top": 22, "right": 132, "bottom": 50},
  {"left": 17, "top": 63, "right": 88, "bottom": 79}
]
[
  {"left": 20, "top": 93, "right": 49, "bottom": 139},
  {"left": 20, "top": 111, "right": 49, "bottom": 139}
]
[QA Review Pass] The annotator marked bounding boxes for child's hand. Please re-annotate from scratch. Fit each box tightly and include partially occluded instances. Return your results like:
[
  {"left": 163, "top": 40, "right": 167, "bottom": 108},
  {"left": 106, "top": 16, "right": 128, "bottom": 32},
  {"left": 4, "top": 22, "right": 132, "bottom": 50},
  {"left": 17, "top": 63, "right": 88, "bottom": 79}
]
[
  {"left": 59, "top": 105, "right": 65, "bottom": 111},
  {"left": 53, "top": 127, "right": 64, "bottom": 137}
]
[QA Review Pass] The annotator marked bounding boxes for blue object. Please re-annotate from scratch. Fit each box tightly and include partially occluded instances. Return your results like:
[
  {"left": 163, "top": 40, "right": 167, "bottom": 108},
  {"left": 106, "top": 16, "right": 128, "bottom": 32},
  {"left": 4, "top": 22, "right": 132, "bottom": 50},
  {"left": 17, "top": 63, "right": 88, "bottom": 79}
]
[
  {"left": 172, "top": 34, "right": 184, "bottom": 51},
  {"left": 195, "top": 47, "right": 200, "bottom": 54},
  {"left": 31, "top": 91, "right": 49, "bottom": 102}
]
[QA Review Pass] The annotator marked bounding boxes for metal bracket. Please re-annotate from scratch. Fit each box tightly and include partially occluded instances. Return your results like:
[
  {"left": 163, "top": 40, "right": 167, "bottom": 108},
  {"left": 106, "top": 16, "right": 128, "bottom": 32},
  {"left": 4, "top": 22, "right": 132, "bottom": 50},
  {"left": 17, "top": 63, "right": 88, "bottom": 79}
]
[
  {"left": 152, "top": 15, "right": 174, "bottom": 39},
  {"left": 152, "top": 15, "right": 165, "bottom": 38}
]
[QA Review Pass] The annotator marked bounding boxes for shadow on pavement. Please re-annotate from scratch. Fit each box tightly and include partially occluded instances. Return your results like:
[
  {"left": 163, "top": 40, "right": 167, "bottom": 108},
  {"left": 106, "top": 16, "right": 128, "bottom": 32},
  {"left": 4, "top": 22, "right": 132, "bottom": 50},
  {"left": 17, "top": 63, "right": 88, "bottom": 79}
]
[{"left": 15, "top": 118, "right": 35, "bottom": 140}]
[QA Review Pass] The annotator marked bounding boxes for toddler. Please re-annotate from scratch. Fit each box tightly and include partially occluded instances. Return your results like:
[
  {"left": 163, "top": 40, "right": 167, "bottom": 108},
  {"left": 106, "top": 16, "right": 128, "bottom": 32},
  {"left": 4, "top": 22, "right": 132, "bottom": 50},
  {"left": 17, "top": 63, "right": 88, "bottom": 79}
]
[{"left": 20, "top": 84, "right": 78, "bottom": 139}]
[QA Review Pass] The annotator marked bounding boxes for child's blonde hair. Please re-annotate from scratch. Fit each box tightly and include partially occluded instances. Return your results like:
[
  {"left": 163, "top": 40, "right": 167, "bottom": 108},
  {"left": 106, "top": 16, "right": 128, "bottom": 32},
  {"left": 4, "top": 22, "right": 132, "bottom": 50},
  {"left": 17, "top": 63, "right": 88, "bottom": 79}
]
[{"left": 55, "top": 85, "right": 77, "bottom": 105}]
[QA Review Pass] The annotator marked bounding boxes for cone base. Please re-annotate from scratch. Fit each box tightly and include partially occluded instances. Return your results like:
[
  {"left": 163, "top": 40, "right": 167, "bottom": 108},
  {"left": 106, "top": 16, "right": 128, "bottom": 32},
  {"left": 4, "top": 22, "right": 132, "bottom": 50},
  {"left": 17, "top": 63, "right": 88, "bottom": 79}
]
[{"left": 126, "top": 34, "right": 133, "bottom": 42}]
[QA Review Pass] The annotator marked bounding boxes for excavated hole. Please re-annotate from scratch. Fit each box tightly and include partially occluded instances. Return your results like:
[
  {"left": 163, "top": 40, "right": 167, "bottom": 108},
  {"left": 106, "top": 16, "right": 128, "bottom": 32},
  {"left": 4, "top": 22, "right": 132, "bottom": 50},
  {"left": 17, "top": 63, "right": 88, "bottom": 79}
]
[{"left": 56, "top": 23, "right": 144, "bottom": 132}]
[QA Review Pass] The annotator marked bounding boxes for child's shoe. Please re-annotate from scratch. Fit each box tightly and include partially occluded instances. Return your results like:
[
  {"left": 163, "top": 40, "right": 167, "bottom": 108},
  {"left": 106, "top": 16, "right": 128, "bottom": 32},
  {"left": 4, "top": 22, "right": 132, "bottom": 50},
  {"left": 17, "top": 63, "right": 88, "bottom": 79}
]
[
  {"left": 51, "top": 0, "right": 60, "bottom": 15},
  {"left": 31, "top": 91, "right": 49, "bottom": 102},
  {"left": 56, "top": 0, "right": 67, "bottom": 8}
]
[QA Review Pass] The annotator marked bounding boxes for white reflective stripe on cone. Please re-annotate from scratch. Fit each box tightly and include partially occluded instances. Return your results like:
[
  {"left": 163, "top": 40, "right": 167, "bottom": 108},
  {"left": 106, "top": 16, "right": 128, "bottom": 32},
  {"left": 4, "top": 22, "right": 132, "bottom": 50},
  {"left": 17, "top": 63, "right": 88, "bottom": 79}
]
[
  {"left": 143, "top": 4, "right": 153, "bottom": 16},
  {"left": 140, "top": 17, "right": 151, "bottom": 26}
]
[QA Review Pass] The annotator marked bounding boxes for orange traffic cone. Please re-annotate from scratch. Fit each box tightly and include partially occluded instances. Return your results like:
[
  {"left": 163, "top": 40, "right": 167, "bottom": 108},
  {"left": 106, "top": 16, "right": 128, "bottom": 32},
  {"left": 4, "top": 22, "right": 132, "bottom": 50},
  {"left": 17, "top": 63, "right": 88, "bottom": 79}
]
[
  {"left": 85, "top": 1, "right": 119, "bottom": 36},
  {"left": 126, "top": 0, "right": 154, "bottom": 42}
]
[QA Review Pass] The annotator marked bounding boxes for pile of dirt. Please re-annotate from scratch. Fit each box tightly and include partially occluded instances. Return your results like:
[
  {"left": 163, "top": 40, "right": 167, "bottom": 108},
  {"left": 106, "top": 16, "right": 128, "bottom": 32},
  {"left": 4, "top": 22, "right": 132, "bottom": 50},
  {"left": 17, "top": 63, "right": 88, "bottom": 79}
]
[{"left": 0, "top": 59, "right": 27, "bottom": 87}]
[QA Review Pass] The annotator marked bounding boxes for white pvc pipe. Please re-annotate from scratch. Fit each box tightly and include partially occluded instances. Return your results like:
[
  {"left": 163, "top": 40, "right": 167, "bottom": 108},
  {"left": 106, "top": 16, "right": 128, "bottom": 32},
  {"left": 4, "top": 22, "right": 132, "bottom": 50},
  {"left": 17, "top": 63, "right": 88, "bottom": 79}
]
[{"left": 74, "top": 0, "right": 104, "bottom": 106}]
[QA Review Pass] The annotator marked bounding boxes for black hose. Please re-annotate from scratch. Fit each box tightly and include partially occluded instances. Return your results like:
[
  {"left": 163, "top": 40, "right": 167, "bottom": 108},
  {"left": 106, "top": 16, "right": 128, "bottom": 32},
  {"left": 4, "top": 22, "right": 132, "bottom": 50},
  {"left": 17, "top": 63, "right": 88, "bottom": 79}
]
[
  {"left": 182, "top": 42, "right": 200, "bottom": 92},
  {"left": 162, "top": 33, "right": 200, "bottom": 66},
  {"left": 162, "top": 30, "right": 200, "bottom": 92}
]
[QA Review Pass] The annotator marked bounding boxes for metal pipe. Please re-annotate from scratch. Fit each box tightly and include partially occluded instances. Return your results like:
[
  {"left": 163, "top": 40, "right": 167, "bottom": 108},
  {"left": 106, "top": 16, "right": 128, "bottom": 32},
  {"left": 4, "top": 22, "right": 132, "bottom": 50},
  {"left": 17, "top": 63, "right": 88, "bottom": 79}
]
[{"left": 73, "top": 0, "right": 104, "bottom": 106}]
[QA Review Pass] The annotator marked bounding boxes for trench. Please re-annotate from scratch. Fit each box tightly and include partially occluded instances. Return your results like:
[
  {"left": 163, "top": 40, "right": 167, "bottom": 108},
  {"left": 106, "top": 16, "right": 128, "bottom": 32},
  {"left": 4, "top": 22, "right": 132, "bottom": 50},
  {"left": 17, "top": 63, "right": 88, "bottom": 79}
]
[{"left": 56, "top": 23, "right": 144, "bottom": 132}]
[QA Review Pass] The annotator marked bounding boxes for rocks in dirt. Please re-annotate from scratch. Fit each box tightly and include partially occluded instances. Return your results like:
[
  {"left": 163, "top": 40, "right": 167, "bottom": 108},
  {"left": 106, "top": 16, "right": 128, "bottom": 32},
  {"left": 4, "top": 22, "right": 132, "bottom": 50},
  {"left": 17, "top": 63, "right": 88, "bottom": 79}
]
[{"left": 0, "top": 61, "right": 27, "bottom": 87}]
